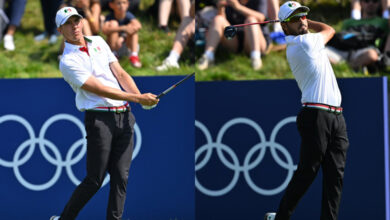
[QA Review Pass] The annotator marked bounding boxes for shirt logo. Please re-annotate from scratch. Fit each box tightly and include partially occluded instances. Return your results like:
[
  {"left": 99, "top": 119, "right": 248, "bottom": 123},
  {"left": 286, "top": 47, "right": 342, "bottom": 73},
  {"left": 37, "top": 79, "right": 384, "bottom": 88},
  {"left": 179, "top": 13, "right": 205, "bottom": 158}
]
[
  {"left": 93, "top": 46, "right": 102, "bottom": 53},
  {"left": 288, "top": 2, "right": 297, "bottom": 7}
]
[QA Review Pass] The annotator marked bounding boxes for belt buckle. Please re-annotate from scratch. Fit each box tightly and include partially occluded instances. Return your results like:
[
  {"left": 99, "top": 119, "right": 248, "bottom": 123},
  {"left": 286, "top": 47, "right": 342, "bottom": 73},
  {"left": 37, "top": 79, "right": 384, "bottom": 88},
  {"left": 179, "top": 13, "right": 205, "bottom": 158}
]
[
  {"left": 327, "top": 105, "right": 333, "bottom": 113},
  {"left": 108, "top": 107, "right": 119, "bottom": 114},
  {"left": 115, "top": 106, "right": 127, "bottom": 114}
]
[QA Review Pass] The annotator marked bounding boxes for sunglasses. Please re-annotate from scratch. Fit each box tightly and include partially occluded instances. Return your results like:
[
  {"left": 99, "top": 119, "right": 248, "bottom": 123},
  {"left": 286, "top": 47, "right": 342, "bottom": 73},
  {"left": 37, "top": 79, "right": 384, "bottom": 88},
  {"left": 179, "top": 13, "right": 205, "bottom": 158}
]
[{"left": 283, "top": 12, "right": 308, "bottom": 23}]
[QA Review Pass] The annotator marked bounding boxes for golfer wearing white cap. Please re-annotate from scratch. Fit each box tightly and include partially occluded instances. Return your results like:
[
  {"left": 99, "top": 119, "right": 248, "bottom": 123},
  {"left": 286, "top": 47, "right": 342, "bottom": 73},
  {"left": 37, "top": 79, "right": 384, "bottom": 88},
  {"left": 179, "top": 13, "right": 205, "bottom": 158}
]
[
  {"left": 264, "top": 2, "right": 349, "bottom": 220},
  {"left": 50, "top": 7, "right": 158, "bottom": 220}
]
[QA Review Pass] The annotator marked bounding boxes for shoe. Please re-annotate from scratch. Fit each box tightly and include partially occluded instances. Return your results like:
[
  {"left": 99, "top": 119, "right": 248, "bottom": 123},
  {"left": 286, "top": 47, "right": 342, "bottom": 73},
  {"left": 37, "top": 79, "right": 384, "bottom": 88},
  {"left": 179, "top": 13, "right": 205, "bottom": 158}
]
[
  {"left": 264, "top": 212, "right": 276, "bottom": 220},
  {"left": 158, "top": 25, "right": 170, "bottom": 33},
  {"left": 49, "top": 34, "right": 58, "bottom": 44},
  {"left": 3, "top": 34, "right": 15, "bottom": 51},
  {"left": 34, "top": 32, "right": 47, "bottom": 41},
  {"left": 129, "top": 55, "right": 142, "bottom": 68},
  {"left": 156, "top": 58, "right": 180, "bottom": 71},
  {"left": 197, "top": 54, "right": 214, "bottom": 70},
  {"left": 251, "top": 57, "right": 262, "bottom": 70},
  {"left": 49, "top": 216, "right": 60, "bottom": 220}
]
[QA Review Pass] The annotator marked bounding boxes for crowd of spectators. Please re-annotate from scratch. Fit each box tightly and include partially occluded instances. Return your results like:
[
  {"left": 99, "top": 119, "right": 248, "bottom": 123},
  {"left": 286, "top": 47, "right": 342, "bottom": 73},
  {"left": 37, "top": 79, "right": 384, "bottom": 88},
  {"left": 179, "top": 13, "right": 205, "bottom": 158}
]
[
  {"left": 1, "top": 0, "right": 390, "bottom": 74},
  {"left": 0, "top": 0, "right": 193, "bottom": 70},
  {"left": 327, "top": 0, "right": 390, "bottom": 74}
]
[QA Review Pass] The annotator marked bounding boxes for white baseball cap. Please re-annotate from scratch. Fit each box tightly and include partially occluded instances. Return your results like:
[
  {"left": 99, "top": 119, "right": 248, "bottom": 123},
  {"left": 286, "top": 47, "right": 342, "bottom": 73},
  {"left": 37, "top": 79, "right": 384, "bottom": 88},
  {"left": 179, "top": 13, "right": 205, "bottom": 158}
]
[
  {"left": 278, "top": 1, "right": 310, "bottom": 22},
  {"left": 55, "top": 7, "right": 83, "bottom": 28}
]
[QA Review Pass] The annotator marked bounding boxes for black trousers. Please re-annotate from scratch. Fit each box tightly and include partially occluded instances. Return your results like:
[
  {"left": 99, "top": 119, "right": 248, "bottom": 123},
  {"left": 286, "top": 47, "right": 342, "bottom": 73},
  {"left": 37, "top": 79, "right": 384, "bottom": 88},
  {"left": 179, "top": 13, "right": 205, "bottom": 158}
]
[
  {"left": 275, "top": 108, "right": 349, "bottom": 220},
  {"left": 39, "top": 0, "right": 62, "bottom": 35},
  {"left": 60, "top": 111, "right": 135, "bottom": 220}
]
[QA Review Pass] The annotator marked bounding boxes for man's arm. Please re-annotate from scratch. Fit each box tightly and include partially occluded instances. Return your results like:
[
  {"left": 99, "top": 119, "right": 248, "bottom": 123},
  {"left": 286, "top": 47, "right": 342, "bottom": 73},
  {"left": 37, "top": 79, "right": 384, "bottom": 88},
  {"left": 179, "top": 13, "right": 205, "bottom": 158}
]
[
  {"left": 225, "top": 0, "right": 265, "bottom": 22},
  {"left": 102, "top": 20, "right": 128, "bottom": 35},
  {"left": 81, "top": 75, "right": 158, "bottom": 106},
  {"left": 87, "top": 2, "right": 101, "bottom": 34},
  {"left": 217, "top": 0, "right": 227, "bottom": 16},
  {"left": 307, "top": 19, "right": 335, "bottom": 44},
  {"left": 124, "top": 19, "right": 142, "bottom": 35},
  {"left": 110, "top": 61, "right": 141, "bottom": 94}
]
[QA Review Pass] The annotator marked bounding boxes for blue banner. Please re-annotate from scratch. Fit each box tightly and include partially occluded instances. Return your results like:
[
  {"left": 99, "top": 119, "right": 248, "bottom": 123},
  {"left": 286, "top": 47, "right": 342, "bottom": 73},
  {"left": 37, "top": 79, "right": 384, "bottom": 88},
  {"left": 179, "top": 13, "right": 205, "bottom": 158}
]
[
  {"left": 195, "top": 78, "right": 389, "bottom": 220},
  {"left": 0, "top": 76, "right": 195, "bottom": 220}
]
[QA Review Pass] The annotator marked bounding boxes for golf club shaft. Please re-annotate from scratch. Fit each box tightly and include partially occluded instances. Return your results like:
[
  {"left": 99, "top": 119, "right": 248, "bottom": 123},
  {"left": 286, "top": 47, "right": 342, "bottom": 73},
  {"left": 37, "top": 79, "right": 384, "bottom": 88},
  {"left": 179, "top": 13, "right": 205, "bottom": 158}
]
[
  {"left": 232, "top": 20, "right": 280, "bottom": 27},
  {"left": 157, "top": 72, "right": 195, "bottom": 99}
]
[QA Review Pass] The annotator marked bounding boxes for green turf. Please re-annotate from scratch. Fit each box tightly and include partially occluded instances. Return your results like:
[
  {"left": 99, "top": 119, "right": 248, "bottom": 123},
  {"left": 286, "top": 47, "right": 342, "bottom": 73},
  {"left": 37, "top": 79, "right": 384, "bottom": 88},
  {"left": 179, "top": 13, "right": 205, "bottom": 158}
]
[
  {"left": 0, "top": 0, "right": 192, "bottom": 78},
  {"left": 0, "top": 0, "right": 388, "bottom": 81}
]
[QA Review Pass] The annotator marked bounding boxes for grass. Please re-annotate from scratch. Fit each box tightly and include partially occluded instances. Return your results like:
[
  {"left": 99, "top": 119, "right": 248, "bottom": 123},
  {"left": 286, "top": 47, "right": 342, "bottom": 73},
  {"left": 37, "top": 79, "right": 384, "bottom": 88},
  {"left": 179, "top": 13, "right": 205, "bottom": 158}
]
[
  {"left": 195, "top": 0, "right": 377, "bottom": 81},
  {"left": 0, "top": 0, "right": 193, "bottom": 78},
  {"left": 0, "top": 0, "right": 388, "bottom": 81}
]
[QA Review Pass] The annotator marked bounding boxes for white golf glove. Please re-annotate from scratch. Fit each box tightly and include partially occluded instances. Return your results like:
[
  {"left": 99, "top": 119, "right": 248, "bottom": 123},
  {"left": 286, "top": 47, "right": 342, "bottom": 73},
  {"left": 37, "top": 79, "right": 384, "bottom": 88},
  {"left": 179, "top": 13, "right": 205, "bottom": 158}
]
[{"left": 141, "top": 104, "right": 157, "bottom": 110}]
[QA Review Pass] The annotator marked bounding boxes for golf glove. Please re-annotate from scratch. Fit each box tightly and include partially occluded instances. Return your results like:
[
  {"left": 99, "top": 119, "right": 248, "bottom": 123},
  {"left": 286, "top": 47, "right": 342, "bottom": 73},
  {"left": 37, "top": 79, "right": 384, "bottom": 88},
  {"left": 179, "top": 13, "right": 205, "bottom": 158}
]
[{"left": 141, "top": 104, "right": 157, "bottom": 110}]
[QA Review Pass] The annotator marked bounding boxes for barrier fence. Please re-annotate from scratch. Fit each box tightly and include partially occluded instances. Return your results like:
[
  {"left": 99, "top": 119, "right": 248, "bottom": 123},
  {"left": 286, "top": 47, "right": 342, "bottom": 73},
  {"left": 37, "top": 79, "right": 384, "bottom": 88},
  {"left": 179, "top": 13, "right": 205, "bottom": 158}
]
[
  {"left": 0, "top": 77, "right": 388, "bottom": 220},
  {"left": 0, "top": 77, "right": 195, "bottom": 220},
  {"left": 195, "top": 77, "right": 389, "bottom": 220}
]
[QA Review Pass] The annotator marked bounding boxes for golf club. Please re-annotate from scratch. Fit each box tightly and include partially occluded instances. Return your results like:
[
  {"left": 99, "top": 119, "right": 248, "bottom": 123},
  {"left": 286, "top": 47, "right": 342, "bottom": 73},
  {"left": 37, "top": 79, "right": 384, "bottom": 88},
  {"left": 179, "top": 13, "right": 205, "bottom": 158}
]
[
  {"left": 224, "top": 20, "right": 280, "bottom": 39},
  {"left": 156, "top": 72, "right": 195, "bottom": 99}
]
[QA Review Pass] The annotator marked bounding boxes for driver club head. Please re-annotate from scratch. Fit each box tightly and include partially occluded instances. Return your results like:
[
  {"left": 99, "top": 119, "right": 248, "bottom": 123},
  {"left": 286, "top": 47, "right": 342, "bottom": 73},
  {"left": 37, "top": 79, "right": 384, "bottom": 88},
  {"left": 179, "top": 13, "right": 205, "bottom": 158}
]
[{"left": 224, "top": 26, "right": 237, "bottom": 40}]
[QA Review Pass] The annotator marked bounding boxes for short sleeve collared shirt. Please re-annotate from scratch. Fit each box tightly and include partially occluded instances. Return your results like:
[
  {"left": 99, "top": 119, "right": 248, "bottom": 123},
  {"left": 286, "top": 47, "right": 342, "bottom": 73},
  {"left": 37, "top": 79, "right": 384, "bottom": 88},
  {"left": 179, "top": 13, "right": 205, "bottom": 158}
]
[
  {"left": 285, "top": 33, "right": 342, "bottom": 107},
  {"left": 59, "top": 36, "right": 126, "bottom": 111}
]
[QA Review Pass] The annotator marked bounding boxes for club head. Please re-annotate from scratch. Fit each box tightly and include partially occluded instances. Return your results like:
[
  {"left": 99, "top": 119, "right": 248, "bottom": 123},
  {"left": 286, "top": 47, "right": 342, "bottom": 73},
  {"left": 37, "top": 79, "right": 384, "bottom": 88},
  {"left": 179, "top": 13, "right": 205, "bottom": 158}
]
[{"left": 224, "top": 26, "right": 237, "bottom": 40}]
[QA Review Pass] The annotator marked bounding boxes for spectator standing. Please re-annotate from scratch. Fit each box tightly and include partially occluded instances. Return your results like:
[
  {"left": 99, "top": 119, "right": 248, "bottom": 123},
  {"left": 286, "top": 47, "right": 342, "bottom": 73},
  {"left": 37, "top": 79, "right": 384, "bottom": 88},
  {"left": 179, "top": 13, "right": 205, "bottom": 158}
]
[
  {"left": 156, "top": 0, "right": 195, "bottom": 71},
  {"left": 2, "top": 0, "right": 27, "bottom": 51},
  {"left": 34, "top": 0, "right": 63, "bottom": 44},
  {"left": 158, "top": 0, "right": 190, "bottom": 32},
  {"left": 102, "top": 0, "right": 142, "bottom": 68}
]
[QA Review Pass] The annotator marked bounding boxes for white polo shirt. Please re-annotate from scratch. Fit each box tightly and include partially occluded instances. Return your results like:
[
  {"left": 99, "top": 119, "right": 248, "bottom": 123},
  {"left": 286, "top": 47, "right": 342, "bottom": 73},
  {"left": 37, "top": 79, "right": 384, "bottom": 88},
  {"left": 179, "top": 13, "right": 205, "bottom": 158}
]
[
  {"left": 285, "top": 33, "right": 342, "bottom": 106},
  {"left": 59, "top": 36, "right": 127, "bottom": 111}
]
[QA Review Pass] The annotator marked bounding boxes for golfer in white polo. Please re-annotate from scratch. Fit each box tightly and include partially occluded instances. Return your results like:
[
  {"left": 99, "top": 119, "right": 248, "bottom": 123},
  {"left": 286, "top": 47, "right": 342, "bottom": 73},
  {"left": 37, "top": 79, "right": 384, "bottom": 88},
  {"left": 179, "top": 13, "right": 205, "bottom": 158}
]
[
  {"left": 50, "top": 7, "right": 158, "bottom": 220},
  {"left": 265, "top": 2, "right": 350, "bottom": 220}
]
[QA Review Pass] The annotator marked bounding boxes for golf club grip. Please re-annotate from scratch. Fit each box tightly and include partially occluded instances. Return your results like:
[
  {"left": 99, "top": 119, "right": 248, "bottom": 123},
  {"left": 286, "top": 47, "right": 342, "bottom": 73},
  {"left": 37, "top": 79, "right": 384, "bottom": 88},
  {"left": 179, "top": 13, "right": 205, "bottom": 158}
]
[
  {"left": 232, "top": 20, "right": 280, "bottom": 27},
  {"left": 156, "top": 85, "right": 176, "bottom": 99},
  {"left": 156, "top": 72, "right": 195, "bottom": 99}
]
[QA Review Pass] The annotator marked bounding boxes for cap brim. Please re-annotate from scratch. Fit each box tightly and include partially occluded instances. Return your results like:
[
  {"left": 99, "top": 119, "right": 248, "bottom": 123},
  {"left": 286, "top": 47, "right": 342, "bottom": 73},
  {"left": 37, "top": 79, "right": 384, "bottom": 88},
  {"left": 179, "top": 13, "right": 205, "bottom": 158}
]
[{"left": 285, "top": 6, "right": 310, "bottom": 21}]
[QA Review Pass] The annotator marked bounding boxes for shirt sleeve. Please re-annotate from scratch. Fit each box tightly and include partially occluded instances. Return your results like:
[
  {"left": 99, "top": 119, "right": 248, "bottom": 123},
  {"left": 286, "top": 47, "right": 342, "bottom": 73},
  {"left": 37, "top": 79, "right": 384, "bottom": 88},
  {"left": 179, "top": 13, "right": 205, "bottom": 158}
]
[
  {"left": 126, "top": 11, "right": 136, "bottom": 21},
  {"left": 59, "top": 57, "right": 91, "bottom": 88},
  {"left": 105, "top": 13, "right": 114, "bottom": 22},
  {"left": 98, "top": 36, "right": 118, "bottom": 63}
]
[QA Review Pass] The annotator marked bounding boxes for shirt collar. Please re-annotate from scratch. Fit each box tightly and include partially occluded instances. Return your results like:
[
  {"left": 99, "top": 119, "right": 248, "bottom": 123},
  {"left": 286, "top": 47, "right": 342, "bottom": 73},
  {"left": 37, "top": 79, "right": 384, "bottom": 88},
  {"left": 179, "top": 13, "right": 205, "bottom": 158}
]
[{"left": 64, "top": 36, "right": 93, "bottom": 52}]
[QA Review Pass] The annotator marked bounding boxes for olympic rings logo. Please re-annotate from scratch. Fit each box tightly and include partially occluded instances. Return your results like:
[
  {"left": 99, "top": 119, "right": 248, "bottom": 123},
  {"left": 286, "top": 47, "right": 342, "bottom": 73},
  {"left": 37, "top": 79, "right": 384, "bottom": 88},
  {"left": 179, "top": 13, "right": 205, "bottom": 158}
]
[
  {"left": 0, "top": 114, "right": 142, "bottom": 191},
  {"left": 195, "top": 117, "right": 297, "bottom": 197}
]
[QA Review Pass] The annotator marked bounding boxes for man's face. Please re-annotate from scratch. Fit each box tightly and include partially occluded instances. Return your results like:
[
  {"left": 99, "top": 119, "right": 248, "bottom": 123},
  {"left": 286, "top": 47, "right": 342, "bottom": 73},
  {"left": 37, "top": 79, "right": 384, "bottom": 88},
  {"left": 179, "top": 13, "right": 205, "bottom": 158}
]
[
  {"left": 361, "top": 0, "right": 380, "bottom": 17},
  {"left": 57, "top": 16, "right": 83, "bottom": 43},
  {"left": 109, "top": 0, "right": 129, "bottom": 14},
  {"left": 281, "top": 11, "right": 309, "bottom": 36}
]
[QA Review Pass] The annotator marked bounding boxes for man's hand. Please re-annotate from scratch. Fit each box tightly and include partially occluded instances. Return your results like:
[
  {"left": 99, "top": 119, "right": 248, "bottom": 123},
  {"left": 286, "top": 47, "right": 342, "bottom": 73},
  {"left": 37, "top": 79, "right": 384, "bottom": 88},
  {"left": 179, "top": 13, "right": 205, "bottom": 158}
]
[
  {"left": 78, "top": 0, "right": 90, "bottom": 9},
  {"left": 125, "top": 20, "right": 141, "bottom": 35},
  {"left": 137, "top": 93, "right": 159, "bottom": 106}
]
